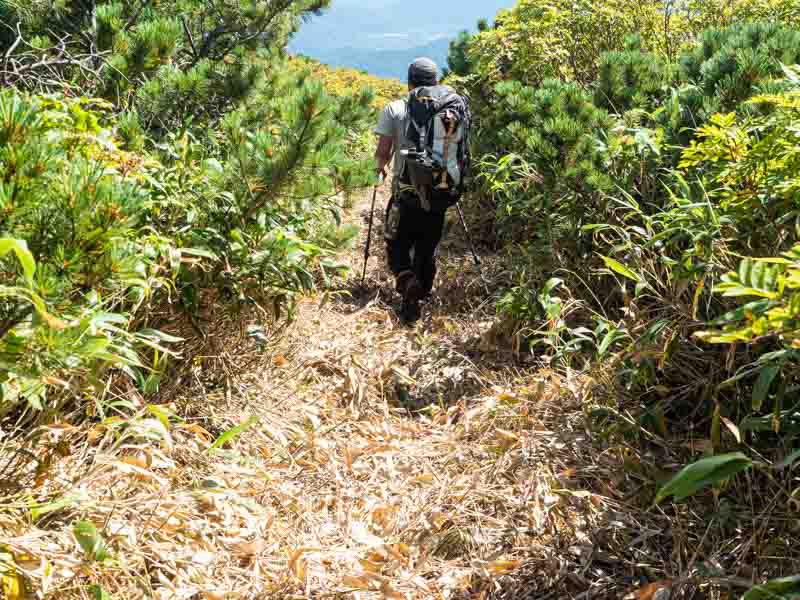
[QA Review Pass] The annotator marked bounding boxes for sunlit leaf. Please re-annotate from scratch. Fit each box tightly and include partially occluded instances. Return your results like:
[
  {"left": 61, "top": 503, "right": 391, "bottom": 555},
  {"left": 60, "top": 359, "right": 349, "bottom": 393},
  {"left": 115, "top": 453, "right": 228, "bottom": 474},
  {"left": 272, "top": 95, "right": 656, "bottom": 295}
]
[
  {"left": 0, "top": 238, "right": 36, "bottom": 284},
  {"left": 599, "top": 255, "right": 643, "bottom": 282},
  {"left": 209, "top": 416, "right": 259, "bottom": 451},
  {"left": 655, "top": 453, "right": 752, "bottom": 503},
  {"left": 73, "top": 520, "right": 111, "bottom": 562}
]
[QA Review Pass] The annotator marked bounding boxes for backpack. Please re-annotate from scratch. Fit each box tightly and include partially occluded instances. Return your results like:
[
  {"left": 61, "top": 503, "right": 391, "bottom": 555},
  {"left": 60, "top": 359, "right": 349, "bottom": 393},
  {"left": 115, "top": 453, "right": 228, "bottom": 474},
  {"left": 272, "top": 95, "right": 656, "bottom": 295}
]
[{"left": 400, "top": 85, "right": 472, "bottom": 210}]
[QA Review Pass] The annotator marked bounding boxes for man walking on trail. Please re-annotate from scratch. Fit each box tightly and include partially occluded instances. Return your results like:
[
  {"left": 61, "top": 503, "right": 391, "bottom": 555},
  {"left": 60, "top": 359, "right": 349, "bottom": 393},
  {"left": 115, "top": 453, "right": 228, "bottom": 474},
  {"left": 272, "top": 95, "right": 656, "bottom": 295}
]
[{"left": 374, "top": 57, "right": 470, "bottom": 324}]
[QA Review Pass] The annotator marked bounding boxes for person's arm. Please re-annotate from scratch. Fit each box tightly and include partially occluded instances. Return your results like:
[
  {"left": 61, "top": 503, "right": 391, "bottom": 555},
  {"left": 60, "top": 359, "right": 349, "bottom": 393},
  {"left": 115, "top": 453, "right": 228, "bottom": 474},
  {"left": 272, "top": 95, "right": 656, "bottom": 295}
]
[
  {"left": 374, "top": 104, "right": 396, "bottom": 180},
  {"left": 375, "top": 135, "right": 394, "bottom": 179}
]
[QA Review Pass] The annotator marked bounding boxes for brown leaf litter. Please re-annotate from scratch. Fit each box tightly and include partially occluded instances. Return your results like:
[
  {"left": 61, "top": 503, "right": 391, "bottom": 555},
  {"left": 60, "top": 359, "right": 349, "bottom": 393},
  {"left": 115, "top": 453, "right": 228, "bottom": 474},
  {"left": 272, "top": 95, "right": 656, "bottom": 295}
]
[{"left": 0, "top": 187, "right": 794, "bottom": 600}]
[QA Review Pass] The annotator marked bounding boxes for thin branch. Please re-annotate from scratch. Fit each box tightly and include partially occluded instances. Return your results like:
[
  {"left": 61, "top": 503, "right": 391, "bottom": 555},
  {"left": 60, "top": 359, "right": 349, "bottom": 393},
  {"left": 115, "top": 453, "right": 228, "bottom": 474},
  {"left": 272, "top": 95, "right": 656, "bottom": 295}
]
[
  {"left": 2, "top": 24, "right": 23, "bottom": 86},
  {"left": 181, "top": 16, "right": 198, "bottom": 61},
  {"left": 124, "top": 0, "right": 151, "bottom": 32}
]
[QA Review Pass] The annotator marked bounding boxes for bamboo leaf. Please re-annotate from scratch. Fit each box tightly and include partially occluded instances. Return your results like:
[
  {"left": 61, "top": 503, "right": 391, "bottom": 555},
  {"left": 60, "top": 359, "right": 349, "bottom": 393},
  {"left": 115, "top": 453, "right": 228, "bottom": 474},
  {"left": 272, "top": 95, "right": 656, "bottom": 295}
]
[
  {"left": 743, "top": 575, "right": 800, "bottom": 599},
  {"left": 599, "top": 255, "right": 642, "bottom": 282},
  {"left": 541, "top": 277, "right": 564, "bottom": 296},
  {"left": 654, "top": 452, "right": 752, "bottom": 504},
  {"left": 209, "top": 416, "right": 259, "bottom": 452},
  {"left": 775, "top": 449, "right": 800, "bottom": 470},
  {"left": 753, "top": 366, "right": 780, "bottom": 412},
  {"left": 739, "top": 258, "right": 753, "bottom": 286},
  {"left": 73, "top": 521, "right": 111, "bottom": 562},
  {"left": 30, "top": 494, "right": 81, "bottom": 522},
  {"left": 0, "top": 239, "right": 36, "bottom": 284}
]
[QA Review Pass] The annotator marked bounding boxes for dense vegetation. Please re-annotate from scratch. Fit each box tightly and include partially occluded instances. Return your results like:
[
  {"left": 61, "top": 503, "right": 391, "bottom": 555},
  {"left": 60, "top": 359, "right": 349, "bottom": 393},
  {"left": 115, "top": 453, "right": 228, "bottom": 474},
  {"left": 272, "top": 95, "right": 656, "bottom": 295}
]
[
  {"left": 0, "top": 5, "right": 391, "bottom": 593},
  {"left": 288, "top": 55, "right": 406, "bottom": 109},
  {"left": 0, "top": 4, "right": 378, "bottom": 431},
  {"left": 2, "top": 0, "right": 800, "bottom": 596},
  {"left": 449, "top": 0, "right": 800, "bottom": 592}
]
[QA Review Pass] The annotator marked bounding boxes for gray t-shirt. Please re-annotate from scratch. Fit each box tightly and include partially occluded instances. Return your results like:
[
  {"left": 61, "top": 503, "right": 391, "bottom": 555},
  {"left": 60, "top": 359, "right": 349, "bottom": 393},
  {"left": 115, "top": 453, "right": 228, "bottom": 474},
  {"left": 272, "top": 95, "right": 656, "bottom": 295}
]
[{"left": 374, "top": 98, "right": 410, "bottom": 179}]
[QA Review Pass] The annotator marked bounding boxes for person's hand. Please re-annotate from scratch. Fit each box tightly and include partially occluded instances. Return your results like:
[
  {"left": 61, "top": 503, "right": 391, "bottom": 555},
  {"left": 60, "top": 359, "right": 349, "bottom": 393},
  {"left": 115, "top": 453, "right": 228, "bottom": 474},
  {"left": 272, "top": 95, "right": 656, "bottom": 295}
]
[{"left": 376, "top": 168, "right": 386, "bottom": 185}]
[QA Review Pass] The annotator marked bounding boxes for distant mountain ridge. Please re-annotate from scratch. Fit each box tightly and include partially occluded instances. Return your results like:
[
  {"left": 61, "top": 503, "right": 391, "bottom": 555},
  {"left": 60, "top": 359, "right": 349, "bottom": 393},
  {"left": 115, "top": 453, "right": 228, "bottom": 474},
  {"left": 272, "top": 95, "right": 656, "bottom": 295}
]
[
  {"left": 298, "top": 38, "right": 452, "bottom": 81},
  {"left": 289, "top": 0, "right": 514, "bottom": 80}
]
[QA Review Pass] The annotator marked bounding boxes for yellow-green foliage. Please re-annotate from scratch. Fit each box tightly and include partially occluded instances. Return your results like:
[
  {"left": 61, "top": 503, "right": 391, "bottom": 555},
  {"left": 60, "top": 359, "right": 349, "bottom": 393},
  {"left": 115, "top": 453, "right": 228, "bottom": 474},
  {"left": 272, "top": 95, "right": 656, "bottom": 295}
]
[
  {"left": 680, "top": 0, "right": 800, "bottom": 32},
  {"left": 693, "top": 88, "right": 800, "bottom": 349},
  {"left": 465, "top": 0, "right": 800, "bottom": 88},
  {"left": 467, "top": 0, "right": 668, "bottom": 86},
  {"left": 289, "top": 56, "right": 407, "bottom": 111}
]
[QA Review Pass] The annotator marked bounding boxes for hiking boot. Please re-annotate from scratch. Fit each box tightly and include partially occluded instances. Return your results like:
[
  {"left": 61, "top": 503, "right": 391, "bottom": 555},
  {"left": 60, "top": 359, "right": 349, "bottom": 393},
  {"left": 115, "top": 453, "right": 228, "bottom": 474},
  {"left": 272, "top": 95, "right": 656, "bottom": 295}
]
[
  {"left": 396, "top": 271, "right": 424, "bottom": 324},
  {"left": 400, "top": 296, "right": 421, "bottom": 324}
]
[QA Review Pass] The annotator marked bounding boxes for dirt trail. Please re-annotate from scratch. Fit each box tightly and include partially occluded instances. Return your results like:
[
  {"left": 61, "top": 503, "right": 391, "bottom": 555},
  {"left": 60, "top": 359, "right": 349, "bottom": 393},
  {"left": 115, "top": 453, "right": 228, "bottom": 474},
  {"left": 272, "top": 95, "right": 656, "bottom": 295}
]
[
  {"left": 6, "top": 188, "right": 623, "bottom": 600},
  {"left": 177, "top": 187, "right": 601, "bottom": 599}
]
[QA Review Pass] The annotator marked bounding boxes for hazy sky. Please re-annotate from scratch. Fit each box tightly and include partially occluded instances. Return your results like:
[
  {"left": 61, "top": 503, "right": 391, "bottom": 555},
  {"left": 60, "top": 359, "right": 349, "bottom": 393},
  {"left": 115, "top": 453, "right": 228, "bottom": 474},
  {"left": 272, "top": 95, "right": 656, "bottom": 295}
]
[
  {"left": 290, "top": 0, "right": 515, "bottom": 78},
  {"left": 294, "top": 0, "right": 515, "bottom": 51}
]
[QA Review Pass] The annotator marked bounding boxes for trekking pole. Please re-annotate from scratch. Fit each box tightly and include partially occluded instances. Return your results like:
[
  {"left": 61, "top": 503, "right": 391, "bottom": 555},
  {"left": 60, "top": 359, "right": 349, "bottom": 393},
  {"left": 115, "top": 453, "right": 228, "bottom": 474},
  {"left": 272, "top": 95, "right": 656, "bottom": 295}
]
[
  {"left": 361, "top": 174, "right": 383, "bottom": 286},
  {"left": 455, "top": 201, "right": 481, "bottom": 267}
]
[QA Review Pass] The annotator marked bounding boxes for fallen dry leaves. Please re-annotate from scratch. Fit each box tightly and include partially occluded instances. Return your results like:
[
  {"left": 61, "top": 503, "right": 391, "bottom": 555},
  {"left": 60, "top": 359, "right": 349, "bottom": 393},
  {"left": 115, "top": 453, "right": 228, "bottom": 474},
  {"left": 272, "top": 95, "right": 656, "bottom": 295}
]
[{"left": 0, "top": 188, "right": 712, "bottom": 600}]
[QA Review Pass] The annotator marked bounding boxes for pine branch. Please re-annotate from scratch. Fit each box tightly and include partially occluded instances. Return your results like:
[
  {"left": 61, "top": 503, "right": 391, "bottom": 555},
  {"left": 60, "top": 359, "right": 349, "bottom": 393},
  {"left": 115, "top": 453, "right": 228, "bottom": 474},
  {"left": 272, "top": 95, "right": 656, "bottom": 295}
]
[{"left": 243, "top": 105, "right": 326, "bottom": 223}]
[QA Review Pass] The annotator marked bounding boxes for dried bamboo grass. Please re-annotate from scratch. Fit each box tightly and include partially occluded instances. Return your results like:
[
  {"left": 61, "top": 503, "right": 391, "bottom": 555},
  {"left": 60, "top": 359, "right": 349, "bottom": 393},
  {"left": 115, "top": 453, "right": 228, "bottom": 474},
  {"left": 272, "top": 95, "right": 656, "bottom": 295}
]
[{"left": 0, "top": 188, "right": 796, "bottom": 600}]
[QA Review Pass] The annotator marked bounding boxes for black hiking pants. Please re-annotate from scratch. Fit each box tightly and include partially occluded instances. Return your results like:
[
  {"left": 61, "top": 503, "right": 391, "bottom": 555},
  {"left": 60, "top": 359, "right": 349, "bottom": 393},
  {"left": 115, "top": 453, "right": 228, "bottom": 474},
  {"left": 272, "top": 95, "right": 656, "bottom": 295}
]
[{"left": 384, "top": 192, "right": 446, "bottom": 297}]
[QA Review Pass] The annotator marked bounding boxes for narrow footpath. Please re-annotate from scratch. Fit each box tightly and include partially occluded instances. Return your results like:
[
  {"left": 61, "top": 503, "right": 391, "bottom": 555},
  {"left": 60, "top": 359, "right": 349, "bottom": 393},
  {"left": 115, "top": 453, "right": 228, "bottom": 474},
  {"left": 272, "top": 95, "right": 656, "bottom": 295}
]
[
  {"left": 10, "top": 187, "right": 644, "bottom": 600},
  {"left": 172, "top": 186, "right": 607, "bottom": 599}
]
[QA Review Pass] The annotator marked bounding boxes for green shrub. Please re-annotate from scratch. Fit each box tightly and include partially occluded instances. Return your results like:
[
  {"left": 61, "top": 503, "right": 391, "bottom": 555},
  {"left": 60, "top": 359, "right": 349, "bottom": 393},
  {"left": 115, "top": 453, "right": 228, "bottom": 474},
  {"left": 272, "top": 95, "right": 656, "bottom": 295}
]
[
  {"left": 480, "top": 79, "right": 613, "bottom": 236},
  {"left": 0, "top": 92, "right": 176, "bottom": 417},
  {"left": 660, "top": 22, "right": 800, "bottom": 146},
  {"left": 1, "top": 0, "right": 333, "bottom": 137},
  {"left": 594, "top": 37, "right": 672, "bottom": 114},
  {"left": 0, "top": 58, "right": 373, "bottom": 418}
]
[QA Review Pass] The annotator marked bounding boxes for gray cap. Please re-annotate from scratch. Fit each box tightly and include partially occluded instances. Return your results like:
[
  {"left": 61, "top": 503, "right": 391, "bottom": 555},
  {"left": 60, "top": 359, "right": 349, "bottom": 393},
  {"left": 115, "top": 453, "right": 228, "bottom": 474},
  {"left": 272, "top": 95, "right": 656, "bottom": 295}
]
[{"left": 408, "top": 57, "right": 439, "bottom": 86}]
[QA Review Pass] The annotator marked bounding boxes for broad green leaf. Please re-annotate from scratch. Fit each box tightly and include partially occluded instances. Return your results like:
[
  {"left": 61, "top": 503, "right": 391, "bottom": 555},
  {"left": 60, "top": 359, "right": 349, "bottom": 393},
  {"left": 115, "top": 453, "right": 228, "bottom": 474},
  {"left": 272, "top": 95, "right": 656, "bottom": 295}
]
[
  {"left": 776, "top": 449, "right": 800, "bottom": 470},
  {"left": 0, "top": 239, "right": 36, "bottom": 284},
  {"left": 762, "top": 265, "right": 779, "bottom": 291},
  {"left": 753, "top": 366, "right": 780, "bottom": 412},
  {"left": 209, "top": 416, "right": 259, "bottom": 452},
  {"left": 710, "top": 300, "right": 773, "bottom": 326},
  {"left": 541, "top": 277, "right": 564, "bottom": 297},
  {"left": 598, "top": 328, "right": 627, "bottom": 358},
  {"left": 655, "top": 452, "right": 752, "bottom": 504},
  {"left": 739, "top": 258, "right": 753, "bottom": 287},
  {"left": 599, "top": 255, "right": 642, "bottom": 282},
  {"left": 743, "top": 575, "right": 800, "bottom": 600},
  {"left": 750, "top": 260, "right": 766, "bottom": 289},
  {"left": 718, "top": 285, "right": 779, "bottom": 300},
  {"left": 73, "top": 520, "right": 111, "bottom": 562}
]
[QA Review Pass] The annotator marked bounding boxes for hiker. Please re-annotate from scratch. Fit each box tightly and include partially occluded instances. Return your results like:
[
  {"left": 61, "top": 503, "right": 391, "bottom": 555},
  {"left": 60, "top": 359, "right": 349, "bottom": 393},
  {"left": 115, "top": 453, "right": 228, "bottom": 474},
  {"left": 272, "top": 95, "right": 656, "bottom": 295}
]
[{"left": 374, "top": 57, "right": 471, "bottom": 323}]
